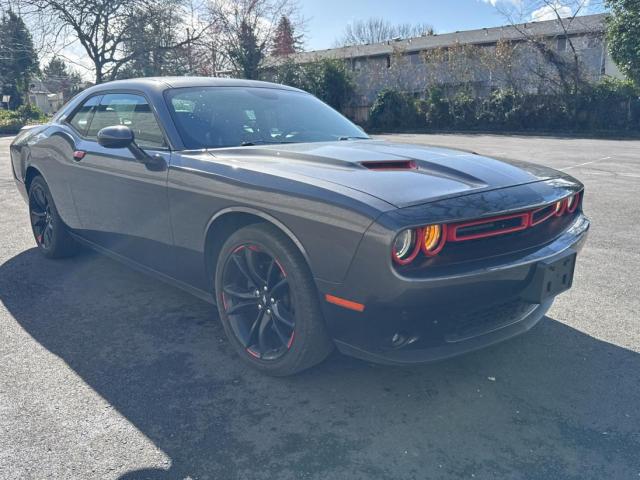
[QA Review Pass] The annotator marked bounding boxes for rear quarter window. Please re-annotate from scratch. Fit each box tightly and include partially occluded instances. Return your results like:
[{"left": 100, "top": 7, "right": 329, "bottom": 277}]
[{"left": 66, "top": 95, "right": 101, "bottom": 136}]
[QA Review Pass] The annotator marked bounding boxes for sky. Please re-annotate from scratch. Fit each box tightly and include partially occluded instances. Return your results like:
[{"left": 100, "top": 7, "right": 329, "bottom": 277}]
[{"left": 299, "top": 0, "right": 604, "bottom": 51}]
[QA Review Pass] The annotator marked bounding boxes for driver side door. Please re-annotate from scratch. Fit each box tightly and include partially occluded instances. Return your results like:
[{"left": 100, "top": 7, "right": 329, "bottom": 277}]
[{"left": 69, "top": 92, "right": 174, "bottom": 274}]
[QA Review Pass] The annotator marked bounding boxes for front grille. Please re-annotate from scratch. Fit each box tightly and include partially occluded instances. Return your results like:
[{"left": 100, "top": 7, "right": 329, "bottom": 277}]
[
  {"left": 454, "top": 215, "right": 528, "bottom": 241},
  {"left": 401, "top": 209, "right": 579, "bottom": 276}
]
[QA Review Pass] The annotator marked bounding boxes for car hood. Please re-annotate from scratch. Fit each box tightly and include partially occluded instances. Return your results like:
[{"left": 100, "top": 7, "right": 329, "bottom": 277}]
[{"left": 207, "top": 140, "right": 565, "bottom": 208}]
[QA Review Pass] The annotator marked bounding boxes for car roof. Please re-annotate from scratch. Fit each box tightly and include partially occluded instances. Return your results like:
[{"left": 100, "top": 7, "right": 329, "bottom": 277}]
[{"left": 84, "top": 76, "right": 305, "bottom": 95}]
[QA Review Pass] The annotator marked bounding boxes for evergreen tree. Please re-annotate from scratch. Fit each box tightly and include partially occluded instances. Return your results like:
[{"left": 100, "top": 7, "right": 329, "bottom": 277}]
[
  {"left": 228, "top": 20, "right": 264, "bottom": 79},
  {"left": 43, "top": 56, "right": 82, "bottom": 102},
  {"left": 272, "top": 16, "right": 299, "bottom": 56},
  {"left": 0, "top": 10, "right": 39, "bottom": 109}
]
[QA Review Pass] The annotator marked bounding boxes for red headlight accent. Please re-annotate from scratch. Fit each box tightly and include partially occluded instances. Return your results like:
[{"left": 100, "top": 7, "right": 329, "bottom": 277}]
[
  {"left": 530, "top": 204, "right": 557, "bottom": 227},
  {"left": 392, "top": 228, "right": 422, "bottom": 265},
  {"left": 554, "top": 198, "right": 567, "bottom": 217},
  {"left": 566, "top": 192, "right": 580, "bottom": 213}
]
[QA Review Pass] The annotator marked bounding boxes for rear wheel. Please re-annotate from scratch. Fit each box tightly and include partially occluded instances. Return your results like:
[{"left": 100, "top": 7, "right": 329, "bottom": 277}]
[
  {"left": 215, "top": 224, "right": 333, "bottom": 376},
  {"left": 28, "top": 176, "right": 78, "bottom": 258}
]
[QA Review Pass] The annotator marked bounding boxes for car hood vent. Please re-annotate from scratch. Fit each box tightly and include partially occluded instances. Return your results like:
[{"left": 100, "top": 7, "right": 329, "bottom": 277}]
[{"left": 361, "top": 160, "right": 417, "bottom": 171}]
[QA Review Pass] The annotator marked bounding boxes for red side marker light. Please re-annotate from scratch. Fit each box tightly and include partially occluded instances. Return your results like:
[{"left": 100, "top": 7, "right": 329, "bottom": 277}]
[
  {"left": 73, "top": 150, "right": 86, "bottom": 160},
  {"left": 325, "top": 294, "right": 365, "bottom": 312}
]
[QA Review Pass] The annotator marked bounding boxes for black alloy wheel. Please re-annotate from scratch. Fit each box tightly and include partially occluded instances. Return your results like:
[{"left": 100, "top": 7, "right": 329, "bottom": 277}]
[
  {"left": 221, "top": 244, "right": 295, "bottom": 360},
  {"left": 29, "top": 182, "right": 54, "bottom": 250},
  {"left": 28, "top": 176, "right": 78, "bottom": 258},
  {"left": 215, "top": 224, "right": 333, "bottom": 376}
]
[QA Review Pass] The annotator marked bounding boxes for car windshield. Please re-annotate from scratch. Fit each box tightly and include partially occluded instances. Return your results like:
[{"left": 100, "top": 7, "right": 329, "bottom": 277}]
[{"left": 165, "top": 86, "right": 369, "bottom": 149}]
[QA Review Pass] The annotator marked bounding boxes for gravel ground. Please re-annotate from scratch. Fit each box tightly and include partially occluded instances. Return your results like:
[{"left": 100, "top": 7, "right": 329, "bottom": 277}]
[{"left": 1, "top": 133, "right": 639, "bottom": 480}]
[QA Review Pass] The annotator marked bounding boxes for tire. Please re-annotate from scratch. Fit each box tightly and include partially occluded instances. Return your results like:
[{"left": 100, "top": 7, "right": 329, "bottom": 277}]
[
  {"left": 28, "top": 175, "right": 78, "bottom": 259},
  {"left": 214, "top": 223, "right": 333, "bottom": 376}
]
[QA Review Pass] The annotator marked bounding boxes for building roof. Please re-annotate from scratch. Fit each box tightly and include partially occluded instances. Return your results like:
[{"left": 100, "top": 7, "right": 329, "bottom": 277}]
[{"left": 273, "top": 13, "right": 607, "bottom": 65}]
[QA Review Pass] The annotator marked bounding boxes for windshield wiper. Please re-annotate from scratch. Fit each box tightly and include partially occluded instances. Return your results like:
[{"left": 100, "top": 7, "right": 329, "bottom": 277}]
[
  {"left": 338, "top": 136, "right": 370, "bottom": 141},
  {"left": 240, "top": 140, "right": 297, "bottom": 146}
]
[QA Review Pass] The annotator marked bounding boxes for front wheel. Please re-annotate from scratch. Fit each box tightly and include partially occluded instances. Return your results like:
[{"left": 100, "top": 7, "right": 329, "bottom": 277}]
[{"left": 214, "top": 224, "right": 333, "bottom": 376}]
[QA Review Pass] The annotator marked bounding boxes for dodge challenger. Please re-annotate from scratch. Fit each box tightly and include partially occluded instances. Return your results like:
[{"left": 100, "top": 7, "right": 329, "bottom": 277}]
[{"left": 9, "top": 77, "right": 589, "bottom": 376}]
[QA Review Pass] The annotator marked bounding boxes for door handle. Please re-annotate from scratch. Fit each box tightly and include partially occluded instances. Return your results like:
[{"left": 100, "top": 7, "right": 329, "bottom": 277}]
[{"left": 73, "top": 150, "right": 86, "bottom": 162}]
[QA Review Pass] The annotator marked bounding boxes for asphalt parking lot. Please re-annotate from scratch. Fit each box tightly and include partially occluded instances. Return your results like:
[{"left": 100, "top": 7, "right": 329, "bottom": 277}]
[{"left": 1, "top": 133, "right": 639, "bottom": 480}]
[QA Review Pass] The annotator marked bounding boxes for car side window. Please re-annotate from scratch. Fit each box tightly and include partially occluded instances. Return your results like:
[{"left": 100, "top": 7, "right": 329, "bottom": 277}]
[
  {"left": 67, "top": 95, "right": 101, "bottom": 136},
  {"left": 86, "top": 93, "right": 166, "bottom": 149}
]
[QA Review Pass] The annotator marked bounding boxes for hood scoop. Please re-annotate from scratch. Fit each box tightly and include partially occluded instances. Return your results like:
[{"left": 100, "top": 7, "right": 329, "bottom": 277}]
[{"left": 361, "top": 160, "right": 417, "bottom": 171}]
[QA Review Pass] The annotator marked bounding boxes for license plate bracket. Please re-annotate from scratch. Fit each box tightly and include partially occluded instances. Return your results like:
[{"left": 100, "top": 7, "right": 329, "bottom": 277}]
[{"left": 521, "top": 250, "right": 577, "bottom": 304}]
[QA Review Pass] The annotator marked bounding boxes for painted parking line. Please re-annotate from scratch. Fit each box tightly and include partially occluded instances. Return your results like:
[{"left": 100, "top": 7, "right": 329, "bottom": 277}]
[{"left": 561, "top": 156, "right": 612, "bottom": 171}]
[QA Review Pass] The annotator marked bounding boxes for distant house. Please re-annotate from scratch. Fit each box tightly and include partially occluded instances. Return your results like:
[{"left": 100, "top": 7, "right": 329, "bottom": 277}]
[
  {"left": 269, "top": 14, "right": 622, "bottom": 122},
  {"left": 28, "top": 79, "right": 64, "bottom": 115}
]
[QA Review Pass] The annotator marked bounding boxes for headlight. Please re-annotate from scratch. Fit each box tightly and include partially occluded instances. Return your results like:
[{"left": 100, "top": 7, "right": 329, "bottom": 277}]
[
  {"left": 392, "top": 229, "right": 419, "bottom": 265},
  {"left": 567, "top": 192, "right": 580, "bottom": 213},
  {"left": 421, "top": 224, "right": 446, "bottom": 256}
]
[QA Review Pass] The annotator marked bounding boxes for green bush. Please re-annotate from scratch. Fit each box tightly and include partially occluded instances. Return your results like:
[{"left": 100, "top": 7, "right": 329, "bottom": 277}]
[
  {"left": 414, "top": 81, "right": 639, "bottom": 133},
  {"left": 16, "top": 104, "right": 46, "bottom": 122},
  {"left": 420, "top": 88, "right": 451, "bottom": 129},
  {"left": 0, "top": 116, "right": 24, "bottom": 134},
  {"left": 369, "top": 89, "right": 420, "bottom": 131},
  {"left": 0, "top": 105, "right": 46, "bottom": 134},
  {"left": 450, "top": 91, "right": 477, "bottom": 129},
  {"left": 575, "top": 79, "right": 639, "bottom": 131}
]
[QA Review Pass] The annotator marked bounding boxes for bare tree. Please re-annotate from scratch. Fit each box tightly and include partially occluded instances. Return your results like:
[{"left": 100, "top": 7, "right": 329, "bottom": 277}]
[
  {"left": 1, "top": 0, "right": 212, "bottom": 83},
  {"left": 422, "top": 43, "right": 482, "bottom": 95},
  {"left": 207, "top": 0, "right": 302, "bottom": 78},
  {"left": 336, "top": 17, "right": 434, "bottom": 47},
  {"left": 493, "top": 0, "right": 605, "bottom": 95}
]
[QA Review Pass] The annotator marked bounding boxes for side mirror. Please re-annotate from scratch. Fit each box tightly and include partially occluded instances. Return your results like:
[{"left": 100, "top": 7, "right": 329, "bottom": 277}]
[
  {"left": 97, "top": 125, "right": 134, "bottom": 149},
  {"left": 96, "top": 125, "right": 162, "bottom": 168}
]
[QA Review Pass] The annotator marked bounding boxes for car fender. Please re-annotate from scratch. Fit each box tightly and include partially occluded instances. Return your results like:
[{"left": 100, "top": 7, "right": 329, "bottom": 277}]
[{"left": 204, "top": 205, "right": 313, "bottom": 269}]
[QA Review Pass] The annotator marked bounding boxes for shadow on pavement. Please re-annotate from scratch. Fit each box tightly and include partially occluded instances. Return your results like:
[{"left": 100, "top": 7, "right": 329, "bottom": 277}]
[{"left": 1, "top": 248, "right": 639, "bottom": 480}]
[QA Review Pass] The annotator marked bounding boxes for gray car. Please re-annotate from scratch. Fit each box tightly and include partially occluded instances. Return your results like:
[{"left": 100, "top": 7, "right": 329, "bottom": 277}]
[{"left": 10, "top": 77, "right": 589, "bottom": 375}]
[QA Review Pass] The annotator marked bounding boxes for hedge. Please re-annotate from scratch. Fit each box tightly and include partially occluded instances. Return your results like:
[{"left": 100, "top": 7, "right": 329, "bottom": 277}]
[
  {"left": 0, "top": 105, "right": 48, "bottom": 134},
  {"left": 368, "top": 79, "right": 640, "bottom": 134}
]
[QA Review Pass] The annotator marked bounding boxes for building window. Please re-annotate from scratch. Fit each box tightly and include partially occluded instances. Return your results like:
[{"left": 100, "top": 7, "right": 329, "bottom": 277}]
[
  {"left": 353, "top": 58, "right": 366, "bottom": 72},
  {"left": 587, "top": 36, "right": 600, "bottom": 49},
  {"left": 557, "top": 36, "right": 567, "bottom": 52},
  {"left": 386, "top": 55, "right": 391, "bottom": 69},
  {"left": 407, "top": 52, "right": 422, "bottom": 65}
]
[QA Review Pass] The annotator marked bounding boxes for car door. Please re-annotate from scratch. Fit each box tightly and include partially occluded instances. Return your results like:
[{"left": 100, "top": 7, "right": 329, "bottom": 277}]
[{"left": 69, "top": 92, "right": 174, "bottom": 274}]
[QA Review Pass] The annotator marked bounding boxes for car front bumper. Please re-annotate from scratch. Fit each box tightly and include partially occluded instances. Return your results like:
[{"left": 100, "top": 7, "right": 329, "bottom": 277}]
[{"left": 317, "top": 213, "right": 590, "bottom": 366}]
